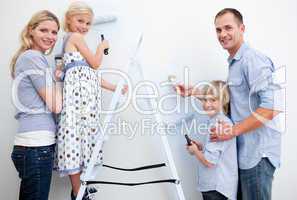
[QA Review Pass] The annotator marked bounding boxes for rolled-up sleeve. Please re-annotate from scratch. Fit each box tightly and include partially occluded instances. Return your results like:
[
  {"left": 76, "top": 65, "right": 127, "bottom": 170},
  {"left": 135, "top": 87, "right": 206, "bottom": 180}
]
[{"left": 244, "top": 54, "right": 276, "bottom": 110}]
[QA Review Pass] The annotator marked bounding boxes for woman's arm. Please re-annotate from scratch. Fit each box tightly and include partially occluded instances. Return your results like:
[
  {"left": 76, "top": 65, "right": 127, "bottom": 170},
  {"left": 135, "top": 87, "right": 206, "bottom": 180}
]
[
  {"left": 69, "top": 33, "right": 109, "bottom": 69},
  {"left": 38, "top": 82, "right": 63, "bottom": 114}
]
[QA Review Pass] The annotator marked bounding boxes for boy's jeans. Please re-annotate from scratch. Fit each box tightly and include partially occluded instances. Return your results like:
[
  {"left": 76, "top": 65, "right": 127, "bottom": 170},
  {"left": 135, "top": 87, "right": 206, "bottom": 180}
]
[
  {"left": 239, "top": 158, "right": 275, "bottom": 200},
  {"left": 11, "top": 144, "right": 55, "bottom": 200}
]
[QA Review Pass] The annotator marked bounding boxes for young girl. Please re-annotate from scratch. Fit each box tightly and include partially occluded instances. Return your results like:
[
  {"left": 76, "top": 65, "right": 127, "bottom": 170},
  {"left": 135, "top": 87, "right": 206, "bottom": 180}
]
[
  {"left": 10, "top": 10, "right": 62, "bottom": 200},
  {"left": 55, "top": 2, "right": 124, "bottom": 200},
  {"left": 184, "top": 81, "right": 238, "bottom": 200}
]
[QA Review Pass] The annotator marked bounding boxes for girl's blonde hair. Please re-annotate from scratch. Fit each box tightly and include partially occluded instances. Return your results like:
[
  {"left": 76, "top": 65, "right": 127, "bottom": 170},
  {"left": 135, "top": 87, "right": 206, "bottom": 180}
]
[
  {"left": 200, "top": 80, "right": 230, "bottom": 115},
  {"left": 10, "top": 10, "right": 60, "bottom": 78},
  {"left": 64, "top": 1, "right": 94, "bottom": 32}
]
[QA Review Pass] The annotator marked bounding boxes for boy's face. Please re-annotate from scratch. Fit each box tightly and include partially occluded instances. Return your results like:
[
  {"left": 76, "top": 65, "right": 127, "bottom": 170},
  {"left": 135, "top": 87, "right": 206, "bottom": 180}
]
[{"left": 201, "top": 96, "right": 222, "bottom": 117}]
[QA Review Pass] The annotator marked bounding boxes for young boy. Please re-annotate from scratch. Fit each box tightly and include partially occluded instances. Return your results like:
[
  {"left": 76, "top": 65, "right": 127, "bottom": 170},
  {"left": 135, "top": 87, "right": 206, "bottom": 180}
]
[{"left": 185, "top": 80, "right": 238, "bottom": 200}]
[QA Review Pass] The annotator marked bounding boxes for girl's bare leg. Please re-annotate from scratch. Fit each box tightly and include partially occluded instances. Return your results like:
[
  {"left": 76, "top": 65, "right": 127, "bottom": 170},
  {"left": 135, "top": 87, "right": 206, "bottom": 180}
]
[{"left": 69, "top": 173, "right": 81, "bottom": 196}]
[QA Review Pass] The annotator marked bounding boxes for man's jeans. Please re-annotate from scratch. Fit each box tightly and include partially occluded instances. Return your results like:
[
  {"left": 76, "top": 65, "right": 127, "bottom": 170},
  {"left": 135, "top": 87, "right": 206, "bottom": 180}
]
[
  {"left": 240, "top": 158, "right": 275, "bottom": 200},
  {"left": 11, "top": 145, "right": 55, "bottom": 200}
]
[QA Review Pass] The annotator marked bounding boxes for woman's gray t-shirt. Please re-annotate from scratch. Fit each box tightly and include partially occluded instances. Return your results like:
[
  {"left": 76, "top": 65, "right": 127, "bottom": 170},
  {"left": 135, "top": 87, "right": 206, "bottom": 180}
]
[{"left": 13, "top": 50, "right": 56, "bottom": 133}]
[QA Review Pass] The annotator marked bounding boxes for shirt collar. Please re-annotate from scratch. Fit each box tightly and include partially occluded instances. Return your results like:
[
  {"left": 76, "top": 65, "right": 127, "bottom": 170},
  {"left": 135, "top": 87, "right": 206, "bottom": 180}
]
[
  {"left": 227, "top": 42, "right": 248, "bottom": 65},
  {"left": 207, "top": 111, "right": 224, "bottom": 122}
]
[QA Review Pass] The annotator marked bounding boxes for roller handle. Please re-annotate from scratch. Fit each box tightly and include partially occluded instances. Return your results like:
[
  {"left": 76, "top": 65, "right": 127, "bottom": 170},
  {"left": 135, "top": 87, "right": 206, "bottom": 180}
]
[
  {"left": 101, "top": 34, "right": 109, "bottom": 55},
  {"left": 185, "top": 134, "right": 192, "bottom": 146}
]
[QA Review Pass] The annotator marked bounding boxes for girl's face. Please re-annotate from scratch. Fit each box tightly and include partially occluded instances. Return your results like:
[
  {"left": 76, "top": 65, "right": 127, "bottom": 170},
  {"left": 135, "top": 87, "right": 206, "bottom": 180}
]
[
  {"left": 68, "top": 14, "right": 92, "bottom": 34},
  {"left": 201, "top": 96, "right": 222, "bottom": 117},
  {"left": 30, "top": 20, "right": 58, "bottom": 53}
]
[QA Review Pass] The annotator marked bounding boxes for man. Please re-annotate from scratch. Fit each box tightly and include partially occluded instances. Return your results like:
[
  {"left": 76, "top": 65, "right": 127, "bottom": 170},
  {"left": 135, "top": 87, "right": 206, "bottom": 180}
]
[{"left": 177, "top": 8, "right": 281, "bottom": 200}]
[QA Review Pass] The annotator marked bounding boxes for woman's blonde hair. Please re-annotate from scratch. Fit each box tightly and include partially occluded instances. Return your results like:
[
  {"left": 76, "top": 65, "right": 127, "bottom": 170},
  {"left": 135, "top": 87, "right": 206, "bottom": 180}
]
[
  {"left": 10, "top": 10, "right": 60, "bottom": 78},
  {"left": 200, "top": 80, "right": 230, "bottom": 115},
  {"left": 64, "top": 1, "right": 94, "bottom": 32}
]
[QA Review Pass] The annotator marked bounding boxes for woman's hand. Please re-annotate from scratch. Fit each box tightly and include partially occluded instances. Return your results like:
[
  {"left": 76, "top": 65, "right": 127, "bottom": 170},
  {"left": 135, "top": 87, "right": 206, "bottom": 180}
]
[{"left": 54, "top": 69, "right": 64, "bottom": 81}]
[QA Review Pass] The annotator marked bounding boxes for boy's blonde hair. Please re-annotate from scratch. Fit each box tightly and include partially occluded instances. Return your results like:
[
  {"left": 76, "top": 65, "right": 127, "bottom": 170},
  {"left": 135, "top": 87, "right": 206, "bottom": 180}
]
[
  {"left": 10, "top": 10, "right": 60, "bottom": 78},
  {"left": 200, "top": 80, "right": 230, "bottom": 115},
  {"left": 64, "top": 1, "right": 94, "bottom": 32}
]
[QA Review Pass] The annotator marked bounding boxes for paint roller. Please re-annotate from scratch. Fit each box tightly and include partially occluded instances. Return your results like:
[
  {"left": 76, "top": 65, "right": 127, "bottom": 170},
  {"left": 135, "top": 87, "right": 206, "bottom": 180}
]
[{"left": 93, "top": 14, "right": 117, "bottom": 55}]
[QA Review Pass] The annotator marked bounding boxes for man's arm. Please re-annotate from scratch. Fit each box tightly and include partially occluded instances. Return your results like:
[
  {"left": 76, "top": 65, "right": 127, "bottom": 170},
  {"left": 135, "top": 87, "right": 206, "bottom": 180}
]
[
  {"left": 233, "top": 107, "right": 280, "bottom": 136},
  {"left": 210, "top": 108, "right": 280, "bottom": 141}
]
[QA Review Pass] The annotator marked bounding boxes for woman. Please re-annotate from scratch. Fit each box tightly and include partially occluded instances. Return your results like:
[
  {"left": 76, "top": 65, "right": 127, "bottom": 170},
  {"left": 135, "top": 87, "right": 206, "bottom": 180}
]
[{"left": 10, "top": 10, "right": 62, "bottom": 200}]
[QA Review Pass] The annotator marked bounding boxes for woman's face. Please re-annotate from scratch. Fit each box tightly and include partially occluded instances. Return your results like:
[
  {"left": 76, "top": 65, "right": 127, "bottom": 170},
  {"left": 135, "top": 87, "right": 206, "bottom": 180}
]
[{"left": 30, "top": 20, "right": 58, "bottom": 53}]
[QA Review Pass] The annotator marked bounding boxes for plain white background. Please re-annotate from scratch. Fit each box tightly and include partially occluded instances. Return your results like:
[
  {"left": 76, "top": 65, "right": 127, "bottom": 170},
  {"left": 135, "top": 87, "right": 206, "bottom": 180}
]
[{"left": 0, "top": 0, "right": 296, "bottom": 199}]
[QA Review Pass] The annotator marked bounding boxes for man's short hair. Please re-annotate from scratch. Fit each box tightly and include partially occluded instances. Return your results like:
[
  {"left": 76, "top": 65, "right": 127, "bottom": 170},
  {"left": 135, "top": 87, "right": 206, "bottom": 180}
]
[{"left": 215, "top": 8, "right": 243, "bottom": 25}]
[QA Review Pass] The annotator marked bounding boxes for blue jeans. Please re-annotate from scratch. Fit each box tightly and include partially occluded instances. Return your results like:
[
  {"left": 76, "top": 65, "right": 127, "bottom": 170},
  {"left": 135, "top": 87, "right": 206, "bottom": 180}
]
[
  {"left": 239, "top": 158, "right": 275, "bottom": 200},
  {"left": 11, "top": 145, "right": 55, "bottom": 200},
  {"left": 202, "top": 191, "right": 228, "bottom": 200}
]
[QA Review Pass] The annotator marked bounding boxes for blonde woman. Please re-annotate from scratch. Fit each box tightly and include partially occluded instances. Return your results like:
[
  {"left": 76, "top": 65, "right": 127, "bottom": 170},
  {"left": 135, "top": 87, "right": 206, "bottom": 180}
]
[{"left": 10, "top": 10, "right": 62, "bottom": 200}]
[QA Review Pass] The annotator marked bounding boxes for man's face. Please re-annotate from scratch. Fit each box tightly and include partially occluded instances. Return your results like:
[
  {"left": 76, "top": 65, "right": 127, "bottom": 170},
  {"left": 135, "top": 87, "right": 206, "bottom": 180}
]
[{"left": 214, "top": 13, "right": 245, "bottom": 53}]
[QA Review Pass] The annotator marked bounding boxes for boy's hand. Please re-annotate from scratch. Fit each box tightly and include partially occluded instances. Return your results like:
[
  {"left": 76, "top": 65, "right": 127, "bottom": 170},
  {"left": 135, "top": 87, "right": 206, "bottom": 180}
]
[
  {"left": 192, "top": 140, "right": 203, "bottom": 151},
  {"left": 186, "top": 141, "right": 199, "bottom": 155},
  {"left": 174, "top": 84, "right": 193, "bottom": 97}
]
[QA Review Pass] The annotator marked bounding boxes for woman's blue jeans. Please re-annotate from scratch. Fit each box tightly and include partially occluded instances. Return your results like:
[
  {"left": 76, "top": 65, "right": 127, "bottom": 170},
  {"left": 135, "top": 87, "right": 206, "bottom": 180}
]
[{"left": 11, "top": 144, "right": 55, "bottom": 200}]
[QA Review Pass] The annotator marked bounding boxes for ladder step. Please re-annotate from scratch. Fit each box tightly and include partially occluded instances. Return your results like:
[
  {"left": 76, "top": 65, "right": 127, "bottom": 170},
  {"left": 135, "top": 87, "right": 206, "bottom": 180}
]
[
  {"left": 87, "top": 179, "right": 180, "bottom": 186},
  {"left": 102, "top": 163, "right": 166, "bottom": 171}
]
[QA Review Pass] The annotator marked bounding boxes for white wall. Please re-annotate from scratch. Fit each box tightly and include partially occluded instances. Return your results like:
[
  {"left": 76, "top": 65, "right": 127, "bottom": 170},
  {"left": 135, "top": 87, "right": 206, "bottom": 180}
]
[{"left": 0, "top": 0, "right": 296, "bottom": 199}]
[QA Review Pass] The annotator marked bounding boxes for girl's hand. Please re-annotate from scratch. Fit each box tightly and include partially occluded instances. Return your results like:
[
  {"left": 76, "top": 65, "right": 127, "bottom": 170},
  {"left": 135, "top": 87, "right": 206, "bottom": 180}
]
[
  {"left": 121, "top": 84, "right": 128, "bottom": 95},
  {"left": 98, "top": 40, "right": 109, "bottom": 51}
]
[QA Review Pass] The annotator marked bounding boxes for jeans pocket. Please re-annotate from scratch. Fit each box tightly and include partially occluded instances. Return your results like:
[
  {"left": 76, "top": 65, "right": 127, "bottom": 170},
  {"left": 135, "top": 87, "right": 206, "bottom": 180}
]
[
  {"left": 37, "top": 146, "right": 54, "bottom": 160},
  {"left": 263, "top": 158, "right": 275, "bottom": 178},
  {"left": 11, "top": 150, "right": 26, "bottom": 178}
]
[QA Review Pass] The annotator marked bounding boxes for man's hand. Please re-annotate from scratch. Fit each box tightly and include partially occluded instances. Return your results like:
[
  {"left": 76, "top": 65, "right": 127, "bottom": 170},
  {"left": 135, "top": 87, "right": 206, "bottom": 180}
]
[{"left": 210, "top": 120, "right": 237, "bottom": 142}]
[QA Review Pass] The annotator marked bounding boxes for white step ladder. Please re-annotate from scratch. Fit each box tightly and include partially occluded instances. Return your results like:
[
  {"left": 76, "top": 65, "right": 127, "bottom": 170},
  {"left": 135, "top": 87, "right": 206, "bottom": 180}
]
[{"left": 76, "top": 34, "right": 186, "bottom": 200}]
